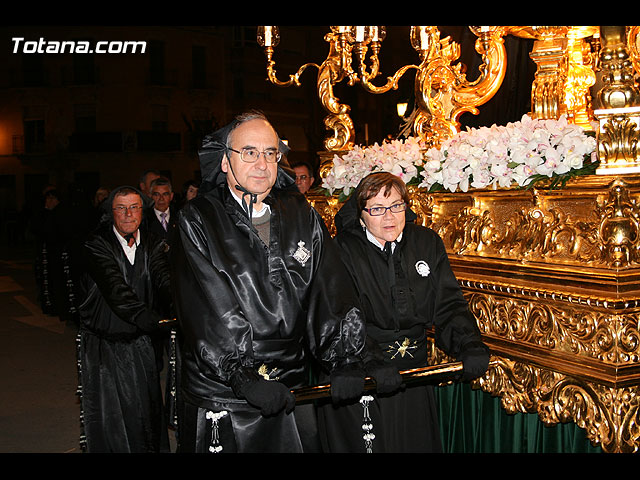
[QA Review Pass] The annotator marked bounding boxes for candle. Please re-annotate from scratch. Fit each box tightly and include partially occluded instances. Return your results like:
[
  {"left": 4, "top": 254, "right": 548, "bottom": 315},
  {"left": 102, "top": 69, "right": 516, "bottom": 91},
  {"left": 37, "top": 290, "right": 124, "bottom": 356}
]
[
  {"left": 264, "top": 26, "right": 272, "bottom": 47},
  {"left": 420, "top": 27, "right": 429, "bottom": 50}
]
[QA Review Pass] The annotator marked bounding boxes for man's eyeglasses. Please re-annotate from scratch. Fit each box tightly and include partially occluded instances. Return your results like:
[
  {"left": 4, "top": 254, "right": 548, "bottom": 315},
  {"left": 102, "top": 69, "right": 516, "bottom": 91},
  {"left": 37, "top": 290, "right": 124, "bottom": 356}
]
[
  {"left": 363, "top": 202, "right": 407, "bottom": 216},
  {"left": 113, "top": 205, "right": 143, "bottom": 215},
  {"left": 228, "top": 147, "right": 282, "bottom": 163},
  {"left": 296, "top": 175, "right": 310, "bottom": 181}
]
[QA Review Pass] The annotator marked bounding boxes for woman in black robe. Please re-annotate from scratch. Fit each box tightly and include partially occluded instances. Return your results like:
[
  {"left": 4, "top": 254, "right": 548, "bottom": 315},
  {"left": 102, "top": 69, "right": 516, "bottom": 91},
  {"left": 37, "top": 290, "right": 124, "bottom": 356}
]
[{"left": 317, "top": 172, "right": 490, "bottom": 453}]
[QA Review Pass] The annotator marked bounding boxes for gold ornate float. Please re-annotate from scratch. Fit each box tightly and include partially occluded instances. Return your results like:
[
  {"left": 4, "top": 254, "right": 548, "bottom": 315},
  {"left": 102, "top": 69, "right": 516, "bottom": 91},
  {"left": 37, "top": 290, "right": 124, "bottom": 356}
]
[{"left": 268, "top": 25, "right": 640, "bottom": 453}]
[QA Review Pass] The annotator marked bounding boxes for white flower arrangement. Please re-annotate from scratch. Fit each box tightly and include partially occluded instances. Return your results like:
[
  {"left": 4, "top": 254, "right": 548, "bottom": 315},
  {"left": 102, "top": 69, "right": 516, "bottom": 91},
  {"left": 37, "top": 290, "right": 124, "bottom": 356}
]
[{"left": 321, "top": 114, "right": 599, "bottom": 200}]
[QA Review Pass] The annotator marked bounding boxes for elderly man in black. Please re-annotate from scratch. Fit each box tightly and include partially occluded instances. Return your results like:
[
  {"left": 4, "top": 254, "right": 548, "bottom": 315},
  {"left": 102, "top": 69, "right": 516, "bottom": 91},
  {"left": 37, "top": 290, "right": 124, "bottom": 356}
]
[
  {"left": 170, "top": 111, "right": 379, "bottom": 453},
  {"left": 77, "top": 185, "right": 173, "bottom": 453}
]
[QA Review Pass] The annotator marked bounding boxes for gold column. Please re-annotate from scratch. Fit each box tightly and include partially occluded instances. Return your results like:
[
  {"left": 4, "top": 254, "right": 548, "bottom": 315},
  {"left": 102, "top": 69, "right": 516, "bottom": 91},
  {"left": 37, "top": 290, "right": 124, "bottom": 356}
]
[
  {"left": 508, "top": 26, "right": 598, "bottom": 130},
  {"left": 595, "top": 26, "right": 640, "bottom": 175}
]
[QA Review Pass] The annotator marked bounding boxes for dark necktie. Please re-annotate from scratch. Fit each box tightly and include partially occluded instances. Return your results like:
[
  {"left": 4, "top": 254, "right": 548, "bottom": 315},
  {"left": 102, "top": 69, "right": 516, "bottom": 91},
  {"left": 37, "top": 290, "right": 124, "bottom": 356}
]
[{"left": 124, "top": 233, "right": 135, "bottom": 247}]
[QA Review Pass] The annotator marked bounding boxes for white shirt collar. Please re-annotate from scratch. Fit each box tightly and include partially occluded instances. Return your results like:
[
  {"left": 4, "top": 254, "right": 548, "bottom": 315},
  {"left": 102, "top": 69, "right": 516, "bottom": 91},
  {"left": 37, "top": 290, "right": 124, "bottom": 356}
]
[
  {"left": 153, "top": 207, "right": 170, "bottom": 218},
  {"left": 228, "top": 186, "right": 271, "bottom": 218},
  {"left": 365, "top": 228, "right": 403, "bottom": 252},
  {"left": 113, "top": 226, "right": 139, "bottom": 265},
  {"left": 154, "top": 207, "right": 169, "bottom": 219}
]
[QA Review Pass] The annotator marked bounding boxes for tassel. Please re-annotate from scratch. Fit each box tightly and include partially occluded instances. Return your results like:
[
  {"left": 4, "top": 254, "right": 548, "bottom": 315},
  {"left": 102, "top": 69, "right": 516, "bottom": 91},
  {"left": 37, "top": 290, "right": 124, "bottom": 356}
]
[
  {"left": 206, "top": 410, "right": 228, "bottom": 453},
  {"left": 76, "top": 332, "right": 87, "bottom": 452},
  {"left": 360, "top": 395, "right": 375, "bottom": 453},
  {"left": 167, "top": 329, "right": 178, "bottom": 428}
]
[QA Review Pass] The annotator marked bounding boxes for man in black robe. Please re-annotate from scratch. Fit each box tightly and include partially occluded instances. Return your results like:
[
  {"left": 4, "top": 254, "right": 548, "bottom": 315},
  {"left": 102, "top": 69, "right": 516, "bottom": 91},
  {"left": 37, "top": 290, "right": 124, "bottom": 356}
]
[
  {"left": 77, "top": 185, "right": 173, "bottom": 453},
  {"left": 170, "top": 111, "right": 373, "bottom": 453}
]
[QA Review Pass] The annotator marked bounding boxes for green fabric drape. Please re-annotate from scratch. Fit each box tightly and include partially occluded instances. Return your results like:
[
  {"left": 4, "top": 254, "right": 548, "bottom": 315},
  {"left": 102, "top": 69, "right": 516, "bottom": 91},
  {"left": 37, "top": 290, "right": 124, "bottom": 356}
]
[{"left": 437, "top": 382, "right": 602, "bottom": 453}]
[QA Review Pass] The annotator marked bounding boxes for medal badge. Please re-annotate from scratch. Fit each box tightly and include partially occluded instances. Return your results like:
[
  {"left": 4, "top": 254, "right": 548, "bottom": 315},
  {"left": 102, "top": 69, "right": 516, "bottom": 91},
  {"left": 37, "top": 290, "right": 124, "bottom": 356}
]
[
  {"left": 293, "top": 240, "right": 311, "bottom": 266},
  {"left": 415, "top": 260, "right": 430, "bottom": 277}
]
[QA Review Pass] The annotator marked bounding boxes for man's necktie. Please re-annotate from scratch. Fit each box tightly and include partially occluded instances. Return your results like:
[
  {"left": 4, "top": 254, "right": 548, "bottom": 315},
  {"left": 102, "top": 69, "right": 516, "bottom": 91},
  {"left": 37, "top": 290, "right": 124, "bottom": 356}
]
[
  {"left": 160, "top": 212, "right": 167, "bottom": 231},
  {"left": 124, "top": 233, "right": 135, "bottom": 247}
]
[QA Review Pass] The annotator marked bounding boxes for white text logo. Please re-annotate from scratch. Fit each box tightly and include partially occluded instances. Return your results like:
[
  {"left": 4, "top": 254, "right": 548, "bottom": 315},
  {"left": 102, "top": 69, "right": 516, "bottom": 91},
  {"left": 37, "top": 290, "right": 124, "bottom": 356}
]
[{"left": 12, "top": 37, "right": 147, "bottom": 54}]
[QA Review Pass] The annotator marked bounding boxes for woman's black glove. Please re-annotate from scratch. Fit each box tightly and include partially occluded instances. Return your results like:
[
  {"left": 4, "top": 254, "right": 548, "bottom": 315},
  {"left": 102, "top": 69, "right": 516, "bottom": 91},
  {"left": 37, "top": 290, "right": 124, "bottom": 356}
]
[
  {"left": 330, "top": 362, "right": 366, "bottom": 404},
  {"left": 458, "top": 341, "right": 491, "bottom": 381},
  {"left": 231, "top": 368, "right": 295, "bottom": 416},
  {"left": 365, "top": 360, "right": 403, "bottom": 394}
]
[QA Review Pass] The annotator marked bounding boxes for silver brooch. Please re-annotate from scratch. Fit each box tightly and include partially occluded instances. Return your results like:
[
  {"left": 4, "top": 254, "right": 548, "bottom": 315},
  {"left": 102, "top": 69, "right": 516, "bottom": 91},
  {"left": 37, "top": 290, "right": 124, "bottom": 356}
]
[
  {"left": 415, "top": 260, "right": 430, "bottom": 277},
  {"left": 293, "top": 240, "right": 311, "bottom": 266}
]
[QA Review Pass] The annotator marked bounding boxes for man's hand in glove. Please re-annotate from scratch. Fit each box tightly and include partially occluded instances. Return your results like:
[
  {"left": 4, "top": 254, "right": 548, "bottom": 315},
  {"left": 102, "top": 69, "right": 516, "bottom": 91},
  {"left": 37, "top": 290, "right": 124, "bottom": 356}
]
[
  {"left": 239, "top": 377, "right": 296, "bottom": 417},
  {"left": 458, "top": 341, "right": 490, "bottom": 381},
  {"left": 330, "top": 362, "right": 366, "bottom": 404},
  {"left": 365, "top": 360, "right": 403, "bottom": 395}
]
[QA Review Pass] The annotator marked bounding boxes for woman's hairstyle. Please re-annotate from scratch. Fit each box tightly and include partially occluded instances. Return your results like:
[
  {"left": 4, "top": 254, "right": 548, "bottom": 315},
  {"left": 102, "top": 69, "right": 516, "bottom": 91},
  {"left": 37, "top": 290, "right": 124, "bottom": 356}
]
[{"left": 355, "top": 172, "right": 409, "bottom": 212}]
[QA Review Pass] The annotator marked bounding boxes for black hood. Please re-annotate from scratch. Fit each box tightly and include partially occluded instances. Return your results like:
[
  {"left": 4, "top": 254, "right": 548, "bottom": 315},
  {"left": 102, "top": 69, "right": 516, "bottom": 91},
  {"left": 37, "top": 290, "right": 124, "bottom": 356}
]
[
  {"left": 197, "top": 120, "right": 296, "bottom": 196},
  {"left": 334, "top": 174, "right": 418, "bottom": 236}
]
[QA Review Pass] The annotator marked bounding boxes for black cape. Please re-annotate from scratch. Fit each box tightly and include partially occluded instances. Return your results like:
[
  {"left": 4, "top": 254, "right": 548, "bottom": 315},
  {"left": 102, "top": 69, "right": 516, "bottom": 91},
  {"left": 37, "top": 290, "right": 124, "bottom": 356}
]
[
  {"left": 170, "top": 124, "right": 366, "bottom": 452},
  {"left": 77, "top": 186, "right": 173, "bottom": 453},
  {"left": 318, "top": 187, "right": 489, "bottom": 453}
]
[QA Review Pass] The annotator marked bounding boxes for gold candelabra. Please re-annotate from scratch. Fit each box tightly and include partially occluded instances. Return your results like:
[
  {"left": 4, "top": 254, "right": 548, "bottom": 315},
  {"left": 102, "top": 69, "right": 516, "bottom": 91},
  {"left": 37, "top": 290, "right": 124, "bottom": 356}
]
[
  {"left": 409, "top": 26, "right": 507, "bottom": 149},
  {"left": 257, "top": 26, "right": 507, "bottom": 152},
  {"left": 258, "top": 26, "right": 640, "bottom": 177}
]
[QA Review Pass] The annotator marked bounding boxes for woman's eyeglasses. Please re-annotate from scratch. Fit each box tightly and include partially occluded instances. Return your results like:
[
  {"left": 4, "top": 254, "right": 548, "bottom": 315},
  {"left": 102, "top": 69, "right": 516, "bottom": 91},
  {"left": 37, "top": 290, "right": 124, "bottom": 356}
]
[{"left": 363, "top": 202, "right": 406, "bottom": 216}]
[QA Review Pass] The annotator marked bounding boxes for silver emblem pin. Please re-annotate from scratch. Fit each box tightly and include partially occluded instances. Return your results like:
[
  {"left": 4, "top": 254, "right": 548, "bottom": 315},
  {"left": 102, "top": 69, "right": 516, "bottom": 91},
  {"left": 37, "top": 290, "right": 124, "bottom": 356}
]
[
  {"left": 415, "top": 260, "right": 430, "bottom": 277},
  {"left": 293, "top": 241, "right": 311, "bottom": 266}
]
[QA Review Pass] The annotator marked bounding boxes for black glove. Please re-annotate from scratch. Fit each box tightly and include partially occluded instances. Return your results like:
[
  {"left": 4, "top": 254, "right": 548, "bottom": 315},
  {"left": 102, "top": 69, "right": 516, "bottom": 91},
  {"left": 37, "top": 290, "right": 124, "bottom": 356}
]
[
  {"left": 458, "top": 341, "right": 490, "bottom": 381},
  {"left": 231, "top": 368, "right": 295, "bottom": 416},
  {"left": 330, "top": 362, "right": 366, "bottom": 404},
  {"left": 239, "top": 377, "right": 296, "bottom": 416},
  {"left": 365, "top": 360, "right": 403, "bottom": 395},
  {"left": 134, "top": 309, "right": 163, "bottom": 333}
]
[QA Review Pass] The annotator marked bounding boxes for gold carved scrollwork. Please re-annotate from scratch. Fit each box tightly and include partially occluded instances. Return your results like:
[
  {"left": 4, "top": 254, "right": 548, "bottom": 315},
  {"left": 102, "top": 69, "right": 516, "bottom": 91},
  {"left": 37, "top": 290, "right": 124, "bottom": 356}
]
[
  {"left": 424, "top": 180, "right": 640, "bottom": 269},
  {"left": 412, "top": 26, "right": 508, "bottom": 149},
  {"left": 596, "top": 109, "right": 640, "bottom": 168},
  {"left": 436, "top": 200, "right": 603, "bottom": 265},
  {"left": 260, "top": 28, "right": 356, "bottom": 152},
  {"left": 466, "top": 291, "right": 640, "bottom": 365},
  {"left": 317, "top": 31, "right": 356, "bottom": 151},
  {"left": 307, "top": 194, "right": 341, "bottom": 237},
  {"left": 479, "top": 356, "right": 640, "bottom": 453},
  {"left": 598, "top": 179, "right": 640, "bottom": 266}
]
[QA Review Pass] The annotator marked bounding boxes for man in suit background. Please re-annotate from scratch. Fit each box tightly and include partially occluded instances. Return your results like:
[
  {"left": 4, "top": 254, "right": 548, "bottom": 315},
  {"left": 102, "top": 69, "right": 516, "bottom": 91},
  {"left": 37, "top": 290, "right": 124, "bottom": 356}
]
[{"left": 147, "top": 176, "right": 178, "bottom": 245}]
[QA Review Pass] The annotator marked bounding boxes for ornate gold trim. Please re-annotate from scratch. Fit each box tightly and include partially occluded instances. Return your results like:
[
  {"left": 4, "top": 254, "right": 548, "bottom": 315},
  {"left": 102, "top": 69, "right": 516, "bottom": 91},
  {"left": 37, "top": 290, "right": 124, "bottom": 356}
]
[{"left": 309, "top": 173, "right": 640, "bottom": 453}]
